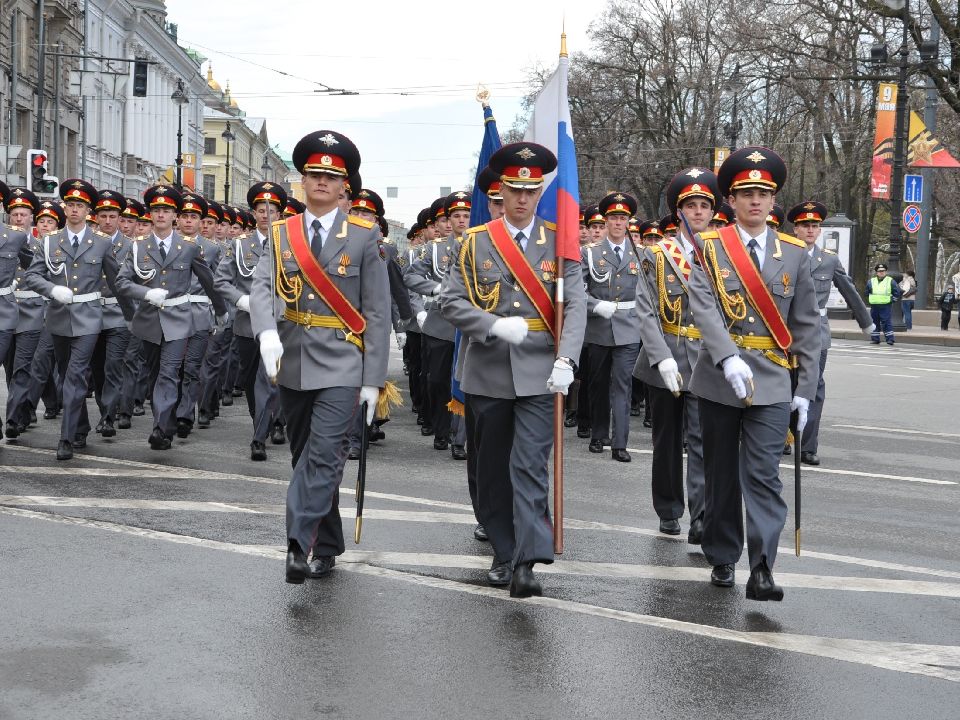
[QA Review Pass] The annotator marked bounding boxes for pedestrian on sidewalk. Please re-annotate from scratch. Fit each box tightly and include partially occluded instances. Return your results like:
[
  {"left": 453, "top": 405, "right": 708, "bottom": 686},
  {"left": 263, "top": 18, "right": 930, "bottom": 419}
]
[
  {"left": 938, "top": 284, "right": 955, "bottom": 331},
  {"left": 866, "top": 264, "right": 902, "bottom": 345},
  {"left": 900, "top": 270, "right": 916, "bottom": 330}
]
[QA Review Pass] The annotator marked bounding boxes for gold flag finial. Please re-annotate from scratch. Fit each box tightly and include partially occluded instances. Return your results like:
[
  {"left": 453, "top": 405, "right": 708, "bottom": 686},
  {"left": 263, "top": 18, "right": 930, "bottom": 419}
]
[
  {"left": 476, "top": 83, "right": 490, "bottom": 106},
  {"left": 560, "top": 21, "right": 568, "bottom": 58}
]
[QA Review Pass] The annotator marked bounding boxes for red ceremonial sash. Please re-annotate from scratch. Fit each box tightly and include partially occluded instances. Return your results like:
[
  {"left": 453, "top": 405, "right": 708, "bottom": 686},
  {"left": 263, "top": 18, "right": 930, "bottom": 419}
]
[
  {"left": 285, "top": 215, "right": 366, "bottom": 335},
  {"left": 716, "top": 225, "right": 792, "bottom": 350},
  {"left": 657, "top": 237, "right": 692, "bottom": 283},
  {"left": 485, "top": 218, "right": 556, "bottom": 338}
]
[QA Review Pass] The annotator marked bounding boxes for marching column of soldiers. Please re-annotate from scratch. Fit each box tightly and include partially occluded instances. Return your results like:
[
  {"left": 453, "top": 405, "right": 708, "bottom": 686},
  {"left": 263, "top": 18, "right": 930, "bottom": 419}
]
[{"left": 1, "top": 134, "right": 878, "bottom": 602}]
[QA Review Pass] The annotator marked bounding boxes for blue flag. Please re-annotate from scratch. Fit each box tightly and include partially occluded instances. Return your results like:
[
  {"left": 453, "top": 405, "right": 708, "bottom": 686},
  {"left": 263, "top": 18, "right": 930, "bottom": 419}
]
[{"left": 450, "top": 104, "right": 502, "bottom": 413}]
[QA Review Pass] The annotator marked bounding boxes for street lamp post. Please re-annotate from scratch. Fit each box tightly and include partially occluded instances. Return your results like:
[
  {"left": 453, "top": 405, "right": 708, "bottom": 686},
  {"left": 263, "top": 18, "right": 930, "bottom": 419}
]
[
  {"left": 222, "top": 121, "right": 235, "bottom": 204},
  {"left": 725, "top": 63, "right": 745, "bottom": 150},
  {"left": 261, "top": 150, "right": 272, "bottom": 182},
  {"left": 171, "top": 79, "right": 189, "bottom": 189}
]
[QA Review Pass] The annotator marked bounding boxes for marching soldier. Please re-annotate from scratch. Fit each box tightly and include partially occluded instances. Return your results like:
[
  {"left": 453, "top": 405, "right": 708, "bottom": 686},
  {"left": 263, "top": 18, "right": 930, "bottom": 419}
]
[
  {"left": 787, "top": 201, "right": 873, "bottom": 466},
  {"left": 21, "top": 180, "right": 132, "bottom": 460},
  {"left": 214, "top": 182, "right": 288, "bottom": 459},
  {"left": 172, "top": 192, "right": 222, "bottom": 438},
  {"left": 686, "top": 147, "right": 820, "bottom": 601},
  {"left": 89, "top": 189, "right": 133, "bottom": 439},
  {"left": 711, "top": 202, "right": 734, "bottom": 228},
  {"left": 634, "top": 168, "right": 717, "bottom": 540},
  {"left": 766, "top": 204, "right": 785, "bottom": 229},
  {"left": 441, "top": 141, "right": 587, "bottom": 597},
  {"left": 249, "top": 129, "right": 390, "bottom": 584},
  {"left": 581, "top": 191, "right": 643, "bottom": 462},
  {"left": 400, "top": 223, "right": 425, "bottom": 417},
  {"left": 197, "top": 199, "right": 231, "bottom": 427},
  {"left": 114, "top": 185, "right": 227, "bottom": 451},
  {"left": 585, "top": 205, "right": 605, "bottom": 243}
]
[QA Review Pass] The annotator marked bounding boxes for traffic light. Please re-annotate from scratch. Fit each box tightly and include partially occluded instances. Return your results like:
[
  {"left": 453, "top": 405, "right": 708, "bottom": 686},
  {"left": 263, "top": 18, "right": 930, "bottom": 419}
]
[
  {"left": 26, "top": 149, "right": 59, "bottom": 196},
  {"left": 133, "top": 61, "right": 148, "bottom": 97}
]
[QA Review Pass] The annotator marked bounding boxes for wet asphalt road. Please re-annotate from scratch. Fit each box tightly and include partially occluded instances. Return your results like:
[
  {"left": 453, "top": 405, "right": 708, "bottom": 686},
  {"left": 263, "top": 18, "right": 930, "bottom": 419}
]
[{"left": 1, "top": 339, "right": 959, "bottom": 719}]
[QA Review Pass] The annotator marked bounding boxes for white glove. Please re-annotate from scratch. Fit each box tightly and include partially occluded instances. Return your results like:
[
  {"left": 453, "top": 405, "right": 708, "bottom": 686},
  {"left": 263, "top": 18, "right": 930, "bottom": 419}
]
[
  {"left": 862, "top": 322, "right": 876, "bottom": 336},
  {"left": 258, "top": 329, "right": 284, "bottom": 380},
  {"left": 50, "top": 286, "right": 73, "bottom": 304},
  {"left": 416, "top": 310, "right": 427, "bottom": 329},
  {"left": 144, "top": 288, "right": 168, "bottom": 307},
  {"left": 490, "top": 316, "right": 528, "bottom": 345},
  {"left": 359, "top": 386, "right": 379, "bottom": 425},
  {"left": 546, "top": 359, "right": 575, "bottom": 395},
  {"left": 721, "top": 355, "right": 754, "bottom": 400},
  {"left": 658, "top": 357, "right": 682, "bottom": 394},
  {"left": 396, "top": 332, "right": 407, "bottom": 350},
  {"left": 593, "top": 300, "right": 616, "bottom": 319},
  {"left": 236, "top": 295, "right": 251, "bottom": 313},
  {"left": 431, "top": 283, "right": 442, "bottom": 296},
  {"left": 791, "top": 395, "right": 810, "bottom": 435}
]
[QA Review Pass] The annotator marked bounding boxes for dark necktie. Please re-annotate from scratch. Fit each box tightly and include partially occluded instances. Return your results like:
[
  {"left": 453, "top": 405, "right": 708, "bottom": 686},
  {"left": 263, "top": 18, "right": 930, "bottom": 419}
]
[
  {"left": 614, "top": 245, "right": 622, "bottom": 263},
  {"left": 747, "top": 238, "right": 761, "bottom": 272},
  {"left": 159, "top": 240, "right": 167, "bottom": 260},
  {"left": 311, "top": 219, "right": 323, "bottom": 258},
  {"left": 514, "top": 231, "right": 525, "bottom": 250},
  {"left": 71, "top": 235, "right": 79, "bottom": 252}
]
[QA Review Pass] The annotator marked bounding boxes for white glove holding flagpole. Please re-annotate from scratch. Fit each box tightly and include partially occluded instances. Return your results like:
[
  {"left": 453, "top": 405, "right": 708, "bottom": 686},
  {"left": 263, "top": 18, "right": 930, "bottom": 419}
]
[
  {"left": 359, "top": 386, "right": 379, "bottom": 425},
  {"left": 791, "top": 395, "right": 810, "bottom": 434}
]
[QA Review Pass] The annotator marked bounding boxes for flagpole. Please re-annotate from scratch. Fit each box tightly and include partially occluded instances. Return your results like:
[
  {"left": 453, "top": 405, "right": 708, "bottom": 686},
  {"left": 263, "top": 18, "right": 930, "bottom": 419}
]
[{"left": 553, "top": 28, "right": 569, "bottom": 556}]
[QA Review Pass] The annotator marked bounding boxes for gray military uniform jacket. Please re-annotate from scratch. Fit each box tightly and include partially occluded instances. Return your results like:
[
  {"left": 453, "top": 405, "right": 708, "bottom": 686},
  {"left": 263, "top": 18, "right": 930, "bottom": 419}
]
[
  {"left": 215, "top": 231, "right": 265, "bottom": 339},
  {"left": 441, "top": 218, "right": 587, "bottom": 399},
  {"left": 687, "top": 226, "right": 821, "bottom": 406},
  {"left": 189, "top": 235, "right": 222, "bottom": 334},
  {"left": 22, "top": 226, "right": 129, "bottom": 337},
  {"left": 13, "top": 231, "right": 46, "bottom": 333},
  {"left": 100, "top": 232, "right": 133, "bottom": 331},
  {"left": 405, "top": 235, "right": 458, "bottom": 342},
  {"left": 115, "top": 231, "right": 226, "bottom": 344},
  {"left": 634, "top": 240, "right": 701, "bottom": 389},
  {"left": 581, "top": 239, "right": 643, "bottom": 346},
  {"left": 249, "top": 210, "right": 390, "bottom": 391},
  {"left": 399, "top": 245, "right": 427, "bottom": 333},
  {"left": 809, "top": 246, "right": 872, "bottom": 350}
]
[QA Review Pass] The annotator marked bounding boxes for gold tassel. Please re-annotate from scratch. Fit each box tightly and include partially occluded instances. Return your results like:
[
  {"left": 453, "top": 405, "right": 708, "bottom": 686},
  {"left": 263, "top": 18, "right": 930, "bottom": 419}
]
[
  {"left": 376, "top": 380, "right": 403, "bottom": 419},
  {"left": 447, "top": 398, "right": 465, "bottom": 417},
  {"left": 786, "top": 429, "right": 795, "bottom": 445}
]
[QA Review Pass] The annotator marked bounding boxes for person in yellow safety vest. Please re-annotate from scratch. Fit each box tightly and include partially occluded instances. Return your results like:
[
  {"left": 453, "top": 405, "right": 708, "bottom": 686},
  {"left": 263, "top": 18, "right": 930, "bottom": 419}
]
[{"left": 866, "top": 263, "right": 903, "bottom": 345}]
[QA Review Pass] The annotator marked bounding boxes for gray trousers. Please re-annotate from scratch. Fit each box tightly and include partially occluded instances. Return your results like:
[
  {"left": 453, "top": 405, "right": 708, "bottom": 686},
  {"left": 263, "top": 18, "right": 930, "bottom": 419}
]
[
  {"left": 27, "top": 329, "right": 60, "bottom": 413},
  {"left": 199, "top": 326, "right": 232, "bottom": 414},
  {"left": 6, "top": 330, "right": 40, "bottom": 426},
  {"left": 52, "top": 333, "right": 98, "bottom": 442},
  {"left": 0, "top": 330, "right": 14, "bottom": 421},
  {"left": 699, "top": 397, "right": 790, "bottom": 572},
  {"left": 94, "top": 326, "right": 131, "bottom": 422},
  {"left": 118, "top": 335, "right": 144, "bottom": 417},
  {"left": 451, "top": 412, "right": 466, "bottom": 446},
  {"left": 176, "top": 331, "right": 210, "bottom": 423},
  {"left": 236, "top": 335, "right": 280, "bottom": 442},
  {"left": 588, "top": 343, "right": 641, "bottom": 449},
  {"left": 281, "top": 385, "right": 357, "bottom": 556},
  {"left": 649, "top": 386, "right": 705, "bottom": 522},
  {"left": 467, "top": 392, "right": 554, "bottom": 568},
  {"left": 142, "top": 338, "right": 189, "bottom": 438},
  {"left": 801, "top": 346, "right": 829, "bottom": 455}
]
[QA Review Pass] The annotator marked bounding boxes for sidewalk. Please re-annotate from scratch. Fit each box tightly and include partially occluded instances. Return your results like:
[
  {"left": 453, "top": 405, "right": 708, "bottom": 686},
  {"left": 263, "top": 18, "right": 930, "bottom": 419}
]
[{"left": 830, "top": 318, "right": 960, "bottom": 347}]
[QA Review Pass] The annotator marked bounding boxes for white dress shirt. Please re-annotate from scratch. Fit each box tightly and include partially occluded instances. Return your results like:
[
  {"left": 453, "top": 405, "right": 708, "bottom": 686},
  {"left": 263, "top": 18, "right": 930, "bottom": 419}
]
[
  {"left": 735, "top": 224, "right": 767, "bottom": 269},
  {"left": 504, "top": 217, "right": 536, "bottom": 252},
  {"left": 303, "top": 206, "right": 340, "bottom": 247}
]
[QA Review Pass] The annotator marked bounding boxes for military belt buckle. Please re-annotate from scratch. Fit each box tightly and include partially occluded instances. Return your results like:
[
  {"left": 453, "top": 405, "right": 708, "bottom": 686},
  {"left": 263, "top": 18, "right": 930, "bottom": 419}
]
[{"left": 734, "top": 335, "right": 745, "bottom": 348}]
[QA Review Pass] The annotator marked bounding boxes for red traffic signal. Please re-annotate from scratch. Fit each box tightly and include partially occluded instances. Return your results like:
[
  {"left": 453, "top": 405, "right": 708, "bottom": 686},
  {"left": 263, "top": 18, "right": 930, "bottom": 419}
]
[{"left": 32, "top": 152, "right": 47, "bottom": 167}]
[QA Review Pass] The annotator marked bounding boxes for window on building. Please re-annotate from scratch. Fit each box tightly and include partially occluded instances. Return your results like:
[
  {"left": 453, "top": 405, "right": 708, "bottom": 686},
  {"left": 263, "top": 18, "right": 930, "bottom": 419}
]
[
  {"left": 204, "top": 137, "right": 217, "bottom": 155},
  {"left": 203, "top": 174, "right": 216, "bottom": 199}
]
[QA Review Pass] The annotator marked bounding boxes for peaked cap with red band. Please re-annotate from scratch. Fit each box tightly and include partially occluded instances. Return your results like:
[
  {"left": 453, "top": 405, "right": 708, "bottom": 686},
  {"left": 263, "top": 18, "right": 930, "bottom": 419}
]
[
  {"left": 5, "top": 187, "right": 40, "bottom": 213},
  {"left": 246, "top": 181, "right": 288, "bottom": 210},
  {"left": 351, "top": 188, "right": 384, "bottom": 217},
  {"left": 143, "top": 184, "right": 182, "bottom": 212},
  {"left": 60, "top": 178, "right": 98, "bottom": 207},
  {"left": 599, "top": 191, "right": 638, "bottom": 217},
  {"left": 787, "top": 200, "right": 828, "bottom": 225},
  {"left": 444, "top": 190, "right": 471, "bottom": 215},
  {"left": 292, "top": 130, "right": 360, "bottom": 178},
  {"left": 488, "top": 141, "right": 557, "bottom": 189},
  {"left": 718, "top": 146, "right": 787, "bottom": 196},
  {"left": 666, "top": 167, "right": 720, "bottom": 213},
  {"left": 284, "top": 197, "right": 305, "bottom": 217},
  {"left": 94, "top": 189, "right": 126, "bottom": 214},
  {"left": 477, "top": 166, "right": 503, "bottom": 200},
  {"left": 179, "top": 192, "right": 208, "bottom": 217},
  {"left": 36, "top": 199, "right": 65, "bottom": 227},
  {"left": 123, "top": 198, "right": 145, "bottom": 220},
  {"left": 766, "top": 204, "right": 785, "bottom": 228}
]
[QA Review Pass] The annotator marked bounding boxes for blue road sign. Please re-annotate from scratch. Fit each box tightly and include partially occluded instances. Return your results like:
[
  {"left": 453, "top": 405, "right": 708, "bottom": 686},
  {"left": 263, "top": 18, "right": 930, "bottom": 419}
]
[
  {"left": 903, "top": 204, "right": 923, "bottom": 234},
  {"left": 904, "top": 174, "right": 923, "bottom": 204}
]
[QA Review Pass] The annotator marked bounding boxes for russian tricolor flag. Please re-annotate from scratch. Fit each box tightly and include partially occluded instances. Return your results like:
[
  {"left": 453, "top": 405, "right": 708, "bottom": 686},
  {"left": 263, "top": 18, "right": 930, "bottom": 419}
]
[{"left": 523, "top": 35, "right": 581, "bottom": 262}]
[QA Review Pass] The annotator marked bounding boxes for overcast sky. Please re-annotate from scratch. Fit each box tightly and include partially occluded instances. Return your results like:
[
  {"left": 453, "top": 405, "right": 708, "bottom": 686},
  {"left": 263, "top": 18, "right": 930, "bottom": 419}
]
[{"left": 165, "top": 0, "right": 609, "bottom": 223}]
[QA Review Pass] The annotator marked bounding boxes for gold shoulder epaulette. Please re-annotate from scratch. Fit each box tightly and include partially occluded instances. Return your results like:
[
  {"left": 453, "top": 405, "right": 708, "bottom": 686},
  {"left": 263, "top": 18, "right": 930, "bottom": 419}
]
[
  {"left": 649, "top": 244, "right": 663, "bottom": 253},
  {"left": 777, "top": 231, "right": 804, "bottom": 248},
  {"left": 432, "top": 237, "right": 446, "bottom": 244},
  {"left": 381, "top": 236, "right": 393, "bottom": 245},
  {"left": 700, "top": 230, "right": 720, "bottom": 240},
  {"left": 466, "top": 224, "right": 486, "bottom": 234},
  {"left": 11, "top": 225, "right": 25, "bottom": 232},
  {"left": 94, "top": 230, "right": 109, "bottom": 238},
  {"left": 348, "top": 215, "right": 374, "bottom": 229},
  {"left": 183, "top": 235, "right": 196, "bottom": 243},
  {"left": 135, "top": 235, "right": 146, "bottom": 241},
  {"left": 542, "top": 220, "right": 557, "bottom": 231},
  {"left": 824, "top": 248, "right": 837, "bottom": 255},
  {"left": 272, "top": 218, "right": 286, "bottom": 227}
]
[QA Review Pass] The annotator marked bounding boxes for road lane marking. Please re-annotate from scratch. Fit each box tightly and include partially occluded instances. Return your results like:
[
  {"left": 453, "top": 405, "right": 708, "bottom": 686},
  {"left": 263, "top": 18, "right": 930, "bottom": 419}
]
[
  {"left": 0, "top": 496, "right": 265, "bottom": 513},
  {"left": 852, "top": 363, "right": 886, "bottom": 368},
  {"left": 832, "top": 424, "right": 960, "bottom": 440},
  {"left": 879, "top": 373, "right": 919, "bottom": 378},
  {"left": 2, "top": 504, "right": 958, "bottom": 684},
  {"left": 907, "top": 366, "right": 960, "bottom": 374}
]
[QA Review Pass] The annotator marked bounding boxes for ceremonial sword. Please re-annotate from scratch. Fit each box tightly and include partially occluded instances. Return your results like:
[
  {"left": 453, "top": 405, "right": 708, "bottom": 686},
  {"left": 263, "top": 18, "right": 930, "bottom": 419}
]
[{"left": 354, "top": 401, "right": 370, "bottom": 544}]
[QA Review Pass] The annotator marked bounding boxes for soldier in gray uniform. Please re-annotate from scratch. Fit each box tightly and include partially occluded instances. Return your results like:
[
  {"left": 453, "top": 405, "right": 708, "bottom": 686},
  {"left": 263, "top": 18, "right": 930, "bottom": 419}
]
[
  {"left": 686, "top": 147, "right": 820, "bottom": 601},
  {"left": 249, "top": 130, "right": 390, "bottom": 585},
  {"left": 21, "top": 179, "right": 132, "bottom": 460},
  {"left": 787, "top": 201, "right": 873, "bottom": 466},
  {"left": 197, "top": 199, "right": 231, "bottom": 428},
  {"left": 115, "top": 185, "right": 227, "bottom": 451},
  {"left": 213, "top": 182, "right": 288, "bottom": 460},
  {"left": 3, "top": 187, "right": 45, "bottom": 438},
  {"left": 634, "top": 169, "right": 717, "bottom": 541},
  {"left": 89, "top": 190, "right": 133, "bottom": 439},
  {"left": 116, "top": 199, "right": 147, "bottom": 430},
  {"left": 173, "top": 192, "right": 221, "bottom": 438},
  {"left": 581, "top": 192, "right": 643, "bottom": 462},
  {"left": 441, "top": 141, "right": 586, "bottom": 598}
]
